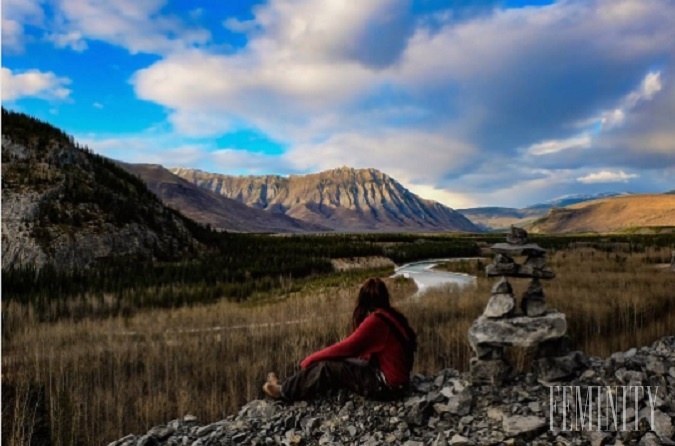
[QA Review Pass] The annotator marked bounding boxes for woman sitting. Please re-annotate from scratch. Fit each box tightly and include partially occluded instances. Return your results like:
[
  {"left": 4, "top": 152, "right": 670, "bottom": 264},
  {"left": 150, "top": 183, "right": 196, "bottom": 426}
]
[{"left": 263, "top": 277, "right": 417, "bottom": 401}]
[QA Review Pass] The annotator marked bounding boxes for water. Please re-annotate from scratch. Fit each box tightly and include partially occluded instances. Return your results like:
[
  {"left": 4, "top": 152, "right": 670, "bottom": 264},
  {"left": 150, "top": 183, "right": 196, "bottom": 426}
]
[{"left": 392, "top": 258, "right": 478, "bottom": 295}]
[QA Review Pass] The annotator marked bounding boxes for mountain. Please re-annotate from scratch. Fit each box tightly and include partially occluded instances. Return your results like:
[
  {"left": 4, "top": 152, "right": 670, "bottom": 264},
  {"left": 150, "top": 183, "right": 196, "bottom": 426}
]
[
  {"left": 458, "top": 192, "right": 631, "bottom": 230},
  {"left": 120, "top": 163, "right": 329, "bottom": 233},
  {"left": 456, "top": 207, "right": 545, "bottom": 231},
  {"left": 525, "top": 192, "right": 628, "bottom": 209},
  {"left": 170, "top": 166, "right": 480, "bottom": 233},
  {"left": 1, "top": 109, "right": 202, "bottom": 271},
  {"left": 528, "top": 194, "right": 675, "bottom": 233}
]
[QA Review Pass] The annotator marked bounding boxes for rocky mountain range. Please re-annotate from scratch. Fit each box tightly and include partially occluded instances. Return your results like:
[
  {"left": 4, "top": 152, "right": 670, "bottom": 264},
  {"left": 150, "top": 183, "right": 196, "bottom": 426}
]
[
  {"left": 120, "top": 163, "right": 329, "bottom": 233},
  {"left": 170, "top": 167, "right": 480, "bottom": 233},
  {"left": 1, "top": 109, "right": 202, "bottom": 271}
]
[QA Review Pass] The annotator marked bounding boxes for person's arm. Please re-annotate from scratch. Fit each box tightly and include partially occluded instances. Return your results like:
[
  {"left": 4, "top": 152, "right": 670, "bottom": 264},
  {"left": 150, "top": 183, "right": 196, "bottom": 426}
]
[{"left": 300, "top": 314, "right": 389, "bottom": 368}]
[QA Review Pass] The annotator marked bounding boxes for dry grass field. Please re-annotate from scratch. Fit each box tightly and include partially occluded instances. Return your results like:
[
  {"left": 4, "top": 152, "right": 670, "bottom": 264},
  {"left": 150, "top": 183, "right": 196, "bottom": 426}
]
[{"left": 2, "top": 245, "right": 674, "bottom": 446}]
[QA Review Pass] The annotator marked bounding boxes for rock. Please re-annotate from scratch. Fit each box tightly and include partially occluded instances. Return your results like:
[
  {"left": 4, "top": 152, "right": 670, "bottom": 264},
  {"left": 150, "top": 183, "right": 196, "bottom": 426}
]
[
  {"left": 450, "top": 434, "right": 472, "bottom": 445},
  {"left": 533, "top": 351, "right": 589, "bottom": 381},
  {"left": 470, "top": 358, "right": 512, "bottom": 385},
  {"left": 483, "top": 293, "right": 515, "bottom": 318},
  {"left": 491, "top": 276, "right": 513, "bottom": 294},
  {"left": 639, "top": 432, "right": 663, "bottom": 446},
  {"left": 523, "top": 278, "right": 545, "bottom": 299},
  {"left": 506, "top": 226, "right": 529, "bottom": 245},
  {"left": 468, "top": 312, "right": 568, "bottom": 349},
  {"left": 110, "top": 335, "right": 675, "bottom": 446},
  {"left": 651, "top": 410, "right": 674, "bottom": 441},
  {"left": 486, "top": 263, "right": 555, "bottom": 279},
  {"left": 490, "top": 243, "right": 546, "bottom": 257},
  {"left": 502, "top": 415, "right": 547, "bottom": 438},
  {"left": 520, "top": 297, "right": 546, "bottom": 317},
  {"left": 524, "top": 255, "right": 547, "bottom": 269}
]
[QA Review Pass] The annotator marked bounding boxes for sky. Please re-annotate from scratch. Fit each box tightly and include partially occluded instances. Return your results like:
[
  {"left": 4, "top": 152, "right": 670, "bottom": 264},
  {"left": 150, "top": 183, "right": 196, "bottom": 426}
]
[{"left": 2, "top": 0, "right": 674, "bottom": 208}]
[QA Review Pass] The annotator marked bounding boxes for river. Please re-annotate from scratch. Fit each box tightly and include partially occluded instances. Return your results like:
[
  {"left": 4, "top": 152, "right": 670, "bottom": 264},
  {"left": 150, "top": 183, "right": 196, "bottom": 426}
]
[{"left": 392, "top": 258, "right": 478, "bottom": 296}]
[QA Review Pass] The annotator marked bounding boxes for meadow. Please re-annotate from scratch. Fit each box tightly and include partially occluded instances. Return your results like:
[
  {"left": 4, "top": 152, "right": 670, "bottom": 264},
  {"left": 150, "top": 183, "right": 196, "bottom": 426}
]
[{"left": 2, "top": 237, "right": 674, "bottom": 446}]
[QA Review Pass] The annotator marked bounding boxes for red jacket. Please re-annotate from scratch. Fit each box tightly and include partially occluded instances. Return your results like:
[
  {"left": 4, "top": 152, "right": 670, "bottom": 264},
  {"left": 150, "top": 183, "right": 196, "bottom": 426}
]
[{"left": 300, "top": 309, "right": 412, "bottom": 387}]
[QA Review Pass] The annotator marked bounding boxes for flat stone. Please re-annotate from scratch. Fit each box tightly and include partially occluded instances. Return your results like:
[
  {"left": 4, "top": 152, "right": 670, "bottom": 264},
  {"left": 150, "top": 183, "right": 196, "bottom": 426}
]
[
  {"left": 450, "top": 434, "right": 472, "bottom": 445},
  {"left": 468, "top": 312, "right": 568, "bottom": 349},
  {"left": 486, "top": 263, "right": 556, "bottom": 279},
  {"left": 483, "top": 293, "right": 515, "bottom": 318},
  {"left": 491, "top": 243, "right": 546, "bottom": 257},
  {"left": 502, "top": 415, "right": 547, "bottom": 438}
]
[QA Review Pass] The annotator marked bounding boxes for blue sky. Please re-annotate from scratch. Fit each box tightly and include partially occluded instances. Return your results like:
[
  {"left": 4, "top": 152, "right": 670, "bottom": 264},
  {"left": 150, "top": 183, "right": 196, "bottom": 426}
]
[{"left": 2, "top": 0, "right": 674, "bottom": 208}]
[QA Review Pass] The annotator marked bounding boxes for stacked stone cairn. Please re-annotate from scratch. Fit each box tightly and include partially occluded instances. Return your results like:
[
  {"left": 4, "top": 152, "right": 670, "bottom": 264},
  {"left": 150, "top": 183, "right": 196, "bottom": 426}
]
[{"left": 468, "top": 227, "right": 587, "bottom": 384}]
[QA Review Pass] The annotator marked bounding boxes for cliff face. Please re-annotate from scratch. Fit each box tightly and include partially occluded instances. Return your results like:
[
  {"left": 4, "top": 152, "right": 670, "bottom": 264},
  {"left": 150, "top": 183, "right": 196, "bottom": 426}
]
[
  {"left": 171, "top": 167, "right": 480, "bottom": 233},
  {"left": 121, "top": 163, "right": 330, "bottom": 233},
  {"left": 1, "top": 110, "right": 200, "bottom": 271}
]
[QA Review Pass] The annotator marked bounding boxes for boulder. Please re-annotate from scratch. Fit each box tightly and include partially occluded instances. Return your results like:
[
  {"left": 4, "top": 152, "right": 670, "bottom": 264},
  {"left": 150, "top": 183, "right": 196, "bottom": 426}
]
[
  {"left": 521, "top": 297, "right": 546, "bottom": 317},
  {"left": 483, "top": 293, "right": 515, "bottom": 318},
  {"left": 533, "top": 351, "right": 589, "bottom": 381},
  {"left": 468, "top": 312, "right": 568, "bottom": 349}
]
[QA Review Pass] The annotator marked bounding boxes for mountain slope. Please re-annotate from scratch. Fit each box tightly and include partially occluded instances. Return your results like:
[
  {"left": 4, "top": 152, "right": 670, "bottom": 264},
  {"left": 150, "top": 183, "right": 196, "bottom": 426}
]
[
  {"left": 528, "top": 194, "right": 675, "bottom": 233},
  {"left": 458, "top": 193, "right": 630, "bottom": 230},
  {"left": 121, "top": 163, "right": 330, "bottom": 233},
  {"left": 171, "top": 166, "right": 480, "bottom": 233},
  {"left": 456, "top": 207, "right": 546, "bottom": 231},
  {"left": 1, "top": 109, "right": 201, "bottom": 271}
]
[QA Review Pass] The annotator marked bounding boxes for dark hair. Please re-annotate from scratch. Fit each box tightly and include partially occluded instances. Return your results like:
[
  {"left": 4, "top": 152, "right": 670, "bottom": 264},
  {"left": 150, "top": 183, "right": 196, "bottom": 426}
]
[{"left": 352, "top": 278, "right": 417, "bottom": 353}]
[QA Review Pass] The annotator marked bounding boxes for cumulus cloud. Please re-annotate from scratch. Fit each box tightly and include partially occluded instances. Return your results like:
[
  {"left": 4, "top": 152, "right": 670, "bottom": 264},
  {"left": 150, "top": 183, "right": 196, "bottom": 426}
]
[
  {"left": 1, "top": 67, "right": 71, "bottom": 101},
  {"left": 577, "top": 170, "right": 639, "bottom": 184},
  {"left": 47, "top": 0, "right": 210, "bottom": 54},
  {"left": 2, "top": 0, "right": 45, "bottom": 53},
  {"left": 125, "top": 0, "right": 675, "bottom": 205}
]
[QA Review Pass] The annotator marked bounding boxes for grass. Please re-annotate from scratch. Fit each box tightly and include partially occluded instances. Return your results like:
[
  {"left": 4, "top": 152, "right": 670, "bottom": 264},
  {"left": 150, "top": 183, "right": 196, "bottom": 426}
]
[{"left": 2, "top": 245, "right": 674, "bottom": 445}]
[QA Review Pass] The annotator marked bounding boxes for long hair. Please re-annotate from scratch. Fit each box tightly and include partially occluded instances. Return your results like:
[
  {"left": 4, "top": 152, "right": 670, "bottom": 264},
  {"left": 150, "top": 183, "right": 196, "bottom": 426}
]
[{"left": 352, "top": 278, "right": 417, "bottom": 353}]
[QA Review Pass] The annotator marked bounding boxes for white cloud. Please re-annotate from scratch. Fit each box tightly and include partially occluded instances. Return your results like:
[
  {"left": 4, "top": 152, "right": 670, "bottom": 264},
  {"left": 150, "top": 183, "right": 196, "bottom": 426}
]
[
  {"left": 528, "top": 134, "right": 592, "bottom": 156},
  {"left": 49, "top": 0, "right": 210, "bottom": 54},
  {"left": 577, "top": 170, "right": 639, "bottom": 184},
  {"left": 126, "top": 0, "right": 675, "bottom": 206},
  {"left": 1, "top": 67, "right": 71, "bottom": 101},
  {"left": 1, "top": 0, "right": 45, "bottom": 52}
]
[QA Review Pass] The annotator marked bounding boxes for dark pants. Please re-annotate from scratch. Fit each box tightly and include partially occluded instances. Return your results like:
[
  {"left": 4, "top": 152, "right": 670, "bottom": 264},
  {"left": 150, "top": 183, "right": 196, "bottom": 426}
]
[{"left": 281, "top": 359, "right": 400, "bottom": 402}]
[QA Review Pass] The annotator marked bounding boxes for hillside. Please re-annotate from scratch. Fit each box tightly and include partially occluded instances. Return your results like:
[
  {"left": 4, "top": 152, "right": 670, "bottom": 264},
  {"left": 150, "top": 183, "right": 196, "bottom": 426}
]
[
  {"left": 456, "top": 207, "right": 546, "bottom": 231},
  {"left": 121, "top": 163, "right": 330, "bottom": 233},
  {"left": 1, "top": 109, "right": 202, "bottom": 271},
  {"left": 458, "top": 193, "right": 627, "bottom": 231},
  {"left": 528, "top": 194, "right": 675, "bottom": 233},
  {"left": 170, "top": 166, "right": 480, "bottom": 233}
]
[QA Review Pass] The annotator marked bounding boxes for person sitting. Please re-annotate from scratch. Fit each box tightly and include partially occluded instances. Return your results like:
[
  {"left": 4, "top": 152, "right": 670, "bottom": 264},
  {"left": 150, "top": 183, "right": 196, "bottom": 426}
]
[{"left": 263, "top": 277, "right": 417, "bottom": 401}]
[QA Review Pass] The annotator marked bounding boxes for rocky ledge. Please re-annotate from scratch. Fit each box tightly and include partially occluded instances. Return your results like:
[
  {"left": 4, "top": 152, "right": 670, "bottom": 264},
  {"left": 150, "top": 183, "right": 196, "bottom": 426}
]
[{"left": 110, "top": 337, "right": 674, "bottom": 446}]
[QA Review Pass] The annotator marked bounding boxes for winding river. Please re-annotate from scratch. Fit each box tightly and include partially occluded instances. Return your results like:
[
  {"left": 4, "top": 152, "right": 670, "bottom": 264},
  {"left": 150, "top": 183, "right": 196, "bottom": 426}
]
[{"left": 392, "top": 258, "right": 479, "bottom": 295}]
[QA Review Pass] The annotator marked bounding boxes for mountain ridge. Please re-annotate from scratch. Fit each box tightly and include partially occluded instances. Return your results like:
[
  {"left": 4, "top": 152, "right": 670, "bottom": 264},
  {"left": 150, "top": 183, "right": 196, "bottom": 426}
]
[
  {"left": 120, "top": 163, "right": 330, "bottom": 233},
  {"left": 169, "top": 166, "right": 480, "bottom": 233}
]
